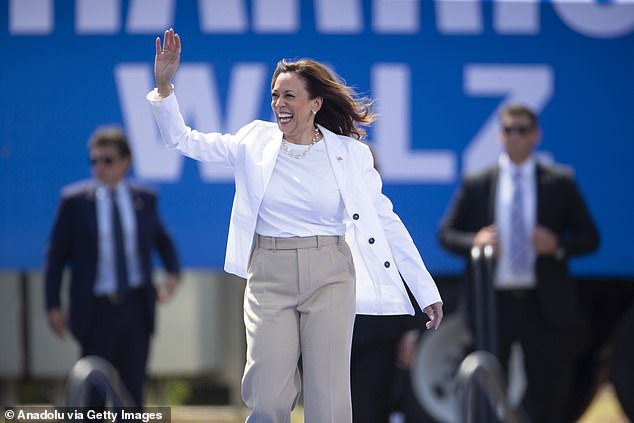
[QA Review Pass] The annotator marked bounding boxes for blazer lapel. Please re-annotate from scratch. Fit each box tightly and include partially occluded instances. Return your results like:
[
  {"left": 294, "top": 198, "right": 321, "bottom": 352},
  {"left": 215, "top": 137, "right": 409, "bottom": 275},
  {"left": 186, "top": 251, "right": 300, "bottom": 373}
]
[
  {"left": 84, "top": 182, "right": 99, "bottom": 253},
  {"left": 535, "top": 164, "right": 547, "bottom": 225},
  {"left": 487, "top": 166, "right": 500, "bottom": 224},
  {"left": 258, "top": 130, "right": 283, "bottom": 198},
  {"left": 320, "top": 125, "right": 348, "bottom": 196},
  {"left": 130, "top": 186, "right": 145, "bottom": 238}
]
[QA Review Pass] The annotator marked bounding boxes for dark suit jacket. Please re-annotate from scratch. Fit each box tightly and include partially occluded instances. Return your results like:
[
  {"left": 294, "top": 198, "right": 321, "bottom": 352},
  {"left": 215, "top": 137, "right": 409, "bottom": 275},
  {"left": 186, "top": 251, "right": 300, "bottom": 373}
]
[
  {"left": 438, "top": 162, "right": 599, "bottom": 327},
  {"left": 44, "top": 179, "right": 180, "bottom": 342}
]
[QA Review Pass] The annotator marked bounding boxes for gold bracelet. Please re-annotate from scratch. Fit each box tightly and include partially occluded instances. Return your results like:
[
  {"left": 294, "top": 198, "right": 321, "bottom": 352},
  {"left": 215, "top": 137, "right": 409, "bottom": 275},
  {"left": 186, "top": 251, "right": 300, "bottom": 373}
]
[{"left": 157, "top": 83, "right": 174, "bottom": 99}]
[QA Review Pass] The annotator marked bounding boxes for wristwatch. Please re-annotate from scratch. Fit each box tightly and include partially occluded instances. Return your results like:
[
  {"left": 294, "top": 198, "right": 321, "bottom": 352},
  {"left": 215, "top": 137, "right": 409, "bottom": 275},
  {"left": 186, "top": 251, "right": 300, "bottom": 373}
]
[{"left": 554, "top": 246, "right": 566, "bottom": 260}]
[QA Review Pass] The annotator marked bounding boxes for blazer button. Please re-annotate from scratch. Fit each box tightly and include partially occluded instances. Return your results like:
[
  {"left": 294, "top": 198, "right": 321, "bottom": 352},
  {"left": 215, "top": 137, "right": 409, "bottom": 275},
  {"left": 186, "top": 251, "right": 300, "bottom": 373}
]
[
  {"left": 384, "top": 261, "right": 390, "bottom": 268},
  {"left": 368, "top": 237, "right": 375, "bottom": 244},
  {"left": 353, "top": 213, "right": 359, "bottom": 220}
]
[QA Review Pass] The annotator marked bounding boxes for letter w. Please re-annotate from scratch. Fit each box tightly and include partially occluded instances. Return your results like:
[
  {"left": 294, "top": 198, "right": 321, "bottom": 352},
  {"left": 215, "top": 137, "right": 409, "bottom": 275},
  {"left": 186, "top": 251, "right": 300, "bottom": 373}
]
[{"left": 115, "top": 62, "right": 267, "bottom": 181}]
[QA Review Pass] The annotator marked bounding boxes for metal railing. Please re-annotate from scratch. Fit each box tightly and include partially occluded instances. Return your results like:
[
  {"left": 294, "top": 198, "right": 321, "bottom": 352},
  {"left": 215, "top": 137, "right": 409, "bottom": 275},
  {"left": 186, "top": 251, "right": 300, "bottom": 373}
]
[
  {"left": 462, "top": 245, "right": 530, "bottom": 423},
  {"left": 65, "top": 355, "right": 135, "bottom": 408},
  {"left": 470, "top": 245, "right": 498, "bottom": 422},
  {"left": 471, "top": 245, "right": 497, "bottom": 355},
  {"left": 456, "top": 350, "right": 530, "bottom": 423}
]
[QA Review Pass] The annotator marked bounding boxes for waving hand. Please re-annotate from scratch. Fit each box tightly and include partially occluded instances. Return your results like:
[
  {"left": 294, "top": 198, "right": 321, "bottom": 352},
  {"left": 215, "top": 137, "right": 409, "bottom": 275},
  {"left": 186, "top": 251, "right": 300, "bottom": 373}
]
[{"left": 155, "top": 28, "right": 181, "bottom": 97}]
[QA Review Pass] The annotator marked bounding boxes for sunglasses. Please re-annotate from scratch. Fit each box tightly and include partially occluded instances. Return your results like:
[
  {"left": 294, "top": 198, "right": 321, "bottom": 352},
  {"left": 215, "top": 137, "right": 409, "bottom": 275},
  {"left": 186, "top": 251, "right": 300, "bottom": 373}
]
[
  {"left": 502, "top": 125, "right": 534, "bottom": 136},
  {"left": 89, "top": 156, "right": 117, "bottom": 166}
]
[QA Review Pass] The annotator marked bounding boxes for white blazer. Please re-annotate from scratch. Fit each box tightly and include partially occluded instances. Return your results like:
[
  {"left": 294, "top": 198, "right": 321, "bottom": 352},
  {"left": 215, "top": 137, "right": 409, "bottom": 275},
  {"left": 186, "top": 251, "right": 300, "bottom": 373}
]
[{"left": 147, "top": 91, "right": 441, "bottom": 315}]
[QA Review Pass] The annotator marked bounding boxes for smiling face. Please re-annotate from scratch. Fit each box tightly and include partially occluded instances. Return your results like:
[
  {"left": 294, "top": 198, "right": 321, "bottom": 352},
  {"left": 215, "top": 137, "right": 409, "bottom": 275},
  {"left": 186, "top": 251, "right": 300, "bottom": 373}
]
[{"left": 271, "top": 72, "right": 322, "bottom": 144}]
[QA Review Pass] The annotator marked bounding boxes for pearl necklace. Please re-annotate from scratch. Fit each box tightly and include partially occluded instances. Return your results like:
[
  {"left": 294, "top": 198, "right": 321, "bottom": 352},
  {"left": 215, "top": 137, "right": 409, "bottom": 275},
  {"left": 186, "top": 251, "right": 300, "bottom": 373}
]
[{"left": 281, "top": 127, "right": 322, "bottom": 159}]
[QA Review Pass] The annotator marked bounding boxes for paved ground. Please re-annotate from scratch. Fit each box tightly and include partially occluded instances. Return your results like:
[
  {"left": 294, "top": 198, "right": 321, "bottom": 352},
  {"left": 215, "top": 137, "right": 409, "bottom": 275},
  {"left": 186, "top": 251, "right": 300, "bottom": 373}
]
[{"left": 170, "top": 383, "right": 628, "bottom": 423}]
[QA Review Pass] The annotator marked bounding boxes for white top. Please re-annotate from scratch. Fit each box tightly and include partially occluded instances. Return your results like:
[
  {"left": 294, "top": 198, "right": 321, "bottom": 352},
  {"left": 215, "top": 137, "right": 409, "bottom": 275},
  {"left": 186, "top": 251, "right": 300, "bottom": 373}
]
[
  {"left": 94, "top": 182, "right": 143, "bottom": 295},
  {"left": 256, "top": 140, "right": 346, "bottom": 237},
  {"left": 494, "top": 154, "right": 537, "bottom": 289}
]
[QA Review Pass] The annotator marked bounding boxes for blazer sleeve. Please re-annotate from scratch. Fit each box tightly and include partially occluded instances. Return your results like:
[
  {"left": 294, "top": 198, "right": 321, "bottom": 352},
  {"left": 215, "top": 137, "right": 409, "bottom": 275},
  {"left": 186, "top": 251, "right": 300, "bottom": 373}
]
[
  {"left": 558, "top": 174, "right": 600, "bottom": 257},
  {"left": 357, "top": 144, "right": 442, "bottom": 307},
  {"left": 438, "top": 176, "right": 481, "bottom": 257},
  {"left": 43, "top": 195, "right": 72, "bottom": 310},
  {"left": 149, "top": 193, "right": 181, "bottom": 275},
  {"left": 146, "top": 90, "right": 254, "bottom": 167}
]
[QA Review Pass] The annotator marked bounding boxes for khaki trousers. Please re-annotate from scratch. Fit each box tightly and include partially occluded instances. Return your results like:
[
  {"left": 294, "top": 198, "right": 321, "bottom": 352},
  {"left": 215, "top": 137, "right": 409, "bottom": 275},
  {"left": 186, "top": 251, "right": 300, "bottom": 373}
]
[{"left": 242, "top": 235, "right": 356, "bottom": 423}]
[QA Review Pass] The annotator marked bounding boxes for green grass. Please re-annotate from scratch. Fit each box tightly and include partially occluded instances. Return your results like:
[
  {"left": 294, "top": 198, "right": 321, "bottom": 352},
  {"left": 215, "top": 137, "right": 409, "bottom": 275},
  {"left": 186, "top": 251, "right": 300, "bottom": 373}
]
[{"left": 577, "top": 384, "right": 629, "bottom": 423}]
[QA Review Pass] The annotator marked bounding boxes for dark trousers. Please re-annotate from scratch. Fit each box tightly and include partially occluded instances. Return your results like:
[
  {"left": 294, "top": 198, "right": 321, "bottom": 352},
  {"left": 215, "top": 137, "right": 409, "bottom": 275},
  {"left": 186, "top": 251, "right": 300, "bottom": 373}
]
[
  {"left": 496, "top": 290, "right": 574, "bottom": 423},
  {"left": 610, "top": 302, "right": 634, "bottom": 421},
  {"left": 81, "top": 289, "right": 150, "bottom": 407},
  {"left": 351, "top": 312, "right": 421, "bottom": 423},
  {"left": 351, "top": 337, "right": 400, "bottom": 423}
]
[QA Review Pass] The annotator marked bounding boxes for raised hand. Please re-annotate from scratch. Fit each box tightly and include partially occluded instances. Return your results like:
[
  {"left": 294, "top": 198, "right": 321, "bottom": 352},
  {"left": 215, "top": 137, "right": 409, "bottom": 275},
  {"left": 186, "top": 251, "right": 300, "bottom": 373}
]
[{"left": 155, "top": 28, "right": 181, "bottom": 97}]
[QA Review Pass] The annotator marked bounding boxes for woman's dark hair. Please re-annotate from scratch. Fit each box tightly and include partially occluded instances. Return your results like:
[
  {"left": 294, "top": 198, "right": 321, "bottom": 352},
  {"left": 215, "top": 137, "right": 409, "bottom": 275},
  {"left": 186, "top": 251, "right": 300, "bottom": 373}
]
[{"left": 271, "top": 59, "right": 377, "bottom": 140}]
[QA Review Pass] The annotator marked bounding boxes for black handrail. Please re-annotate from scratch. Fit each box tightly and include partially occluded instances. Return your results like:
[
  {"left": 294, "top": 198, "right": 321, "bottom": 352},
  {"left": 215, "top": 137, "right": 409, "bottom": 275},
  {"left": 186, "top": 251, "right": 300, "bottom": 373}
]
[
  {"left": 483, "top": 244, "right": 497, "bottom": 358},
  {"left": 470, "top": 245, "right": 499, "bottom": 422},
  {"left": 456, "top": 351, "right": 530, "bottom": 423},
  {"left": 470, "top": 245, "right": 497, "bottom": 354},
  {"left": 65, "top": 355, "right": 135, "bottom": 408},
  {"left": 471, "top": 246, "right": 485, "bottom": 351}
]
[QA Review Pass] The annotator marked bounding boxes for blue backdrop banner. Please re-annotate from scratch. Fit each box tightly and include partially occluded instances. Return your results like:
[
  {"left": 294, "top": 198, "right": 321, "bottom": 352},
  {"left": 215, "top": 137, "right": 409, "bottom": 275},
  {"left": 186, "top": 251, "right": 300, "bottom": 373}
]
[{"left": 1, "top": 0, "right": 633, "bottom": 276}]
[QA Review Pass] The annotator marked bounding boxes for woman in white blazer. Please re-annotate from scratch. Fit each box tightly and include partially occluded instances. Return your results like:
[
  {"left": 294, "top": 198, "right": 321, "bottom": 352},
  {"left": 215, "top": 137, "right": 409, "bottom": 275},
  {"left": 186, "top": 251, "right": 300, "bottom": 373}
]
[{"left": 149, "top": 29, "right": 442, "bottom": 423}]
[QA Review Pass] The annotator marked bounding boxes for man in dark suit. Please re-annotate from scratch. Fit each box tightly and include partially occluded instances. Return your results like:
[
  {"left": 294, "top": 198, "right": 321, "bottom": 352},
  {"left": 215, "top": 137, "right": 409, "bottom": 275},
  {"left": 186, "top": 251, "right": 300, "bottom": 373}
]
[
  {"left": 351, "top": 313, "right": 420, "bottom": 422},
  {"left": 438, "top": 105, "right": 599, "bottom": 423},
  {"left": 44, "top": 126, "right": 181, "bottom": 407}
]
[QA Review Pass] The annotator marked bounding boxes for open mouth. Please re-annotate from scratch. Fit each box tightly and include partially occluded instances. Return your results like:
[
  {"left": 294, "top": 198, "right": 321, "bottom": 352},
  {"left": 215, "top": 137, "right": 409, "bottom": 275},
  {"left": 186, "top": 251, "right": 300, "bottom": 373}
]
[{"left": 278, "top": 112, "right": 293, "bottom": 124}]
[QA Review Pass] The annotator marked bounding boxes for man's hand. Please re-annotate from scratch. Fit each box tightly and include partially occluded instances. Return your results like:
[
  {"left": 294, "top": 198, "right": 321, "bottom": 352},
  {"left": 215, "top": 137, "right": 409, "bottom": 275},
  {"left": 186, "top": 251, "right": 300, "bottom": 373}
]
[
  {"left": 157, "top": 273, "right": 180, "bottom": 303},
  {"left": 533, "top": 225, "right": 559, "bottom": 255},
  {"left": 473, "top": 225, "right": 498, "bottom": 253},
  {"left": 423, "top": 301, "right": 444, "bottom": 330},
  {"left": 47, "top": 308, "right": 67, "bottom": 339},
  {"left": 397, "top": 330, "right": 420, "bottom": 368}
]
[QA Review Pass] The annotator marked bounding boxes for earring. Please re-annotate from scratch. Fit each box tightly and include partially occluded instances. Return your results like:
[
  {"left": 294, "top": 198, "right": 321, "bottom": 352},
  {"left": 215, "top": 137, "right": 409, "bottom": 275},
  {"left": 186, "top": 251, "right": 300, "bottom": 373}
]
[{"left": 312, "top": 110, "right": 317, "bottom": 115}]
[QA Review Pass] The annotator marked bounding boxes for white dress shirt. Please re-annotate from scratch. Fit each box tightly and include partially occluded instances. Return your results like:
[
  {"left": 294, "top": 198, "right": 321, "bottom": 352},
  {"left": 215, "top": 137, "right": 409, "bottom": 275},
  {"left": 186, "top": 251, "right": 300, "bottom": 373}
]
[
  {"left": 495, "top": 154, "right": 537, "bottom": 289},
  {"left": 93, "top": 182, "right": 142, "bottom": 295}
]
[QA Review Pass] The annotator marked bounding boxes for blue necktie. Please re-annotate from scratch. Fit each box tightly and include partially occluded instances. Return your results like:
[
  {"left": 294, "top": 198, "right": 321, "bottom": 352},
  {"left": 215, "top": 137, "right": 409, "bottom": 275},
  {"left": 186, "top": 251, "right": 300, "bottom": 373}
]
[
  {"left": 111, "top": 190, "right": 130, "bottom": 300},
  {"left": 510, "top": 169, "right": 530, "bottom": 273}
]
